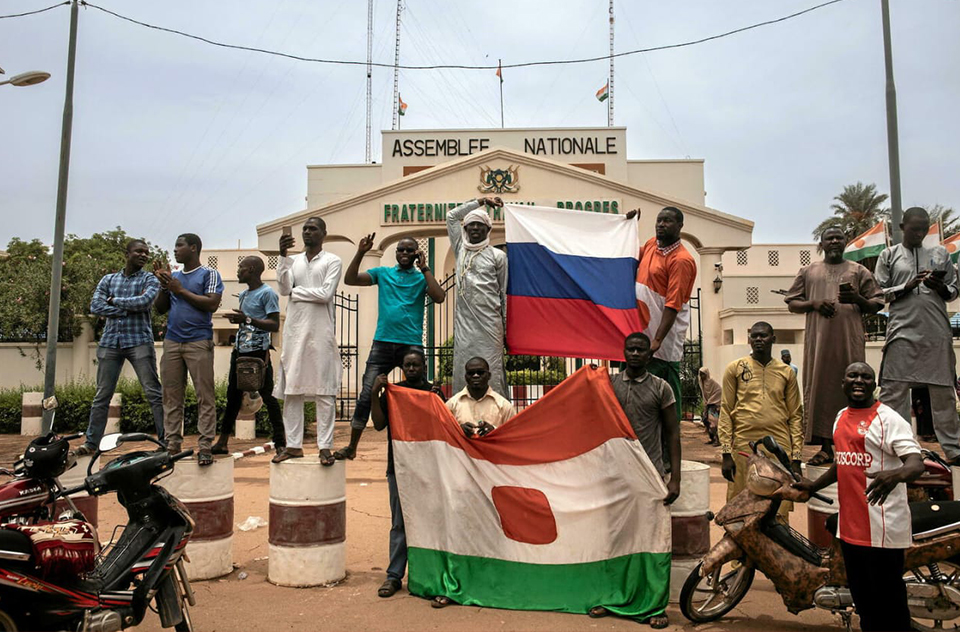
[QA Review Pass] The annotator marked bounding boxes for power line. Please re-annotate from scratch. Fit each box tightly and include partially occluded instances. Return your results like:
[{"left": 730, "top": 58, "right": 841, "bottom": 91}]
[
  {"left": 0, "top": 2, "right": 68, "bottom": 20},
  {"left": 78, "top": 0, "right": 850, "bottom": 71}
]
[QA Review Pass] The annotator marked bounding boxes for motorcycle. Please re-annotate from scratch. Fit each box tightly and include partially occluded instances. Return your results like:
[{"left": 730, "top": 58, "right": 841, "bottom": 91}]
[
  {"left": 910, "top": 449, "right": 954, "bottom": 502},
  {"left": 680, "top": 436, "right": 960, "bottom": 631},
  {"left": 0, "top": 431, "right": 196, "bottom": 631}
]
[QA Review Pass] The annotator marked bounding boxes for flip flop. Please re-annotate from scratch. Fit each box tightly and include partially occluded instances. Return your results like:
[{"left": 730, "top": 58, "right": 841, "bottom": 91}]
[
  {"left": 319, "top": 449, "right": 336, "bottom": 467},
  {"left": 431, "top": 596, "right": 453, "bottom": 609},
  {"left": 197, "top": 451, "right": 214, "bottom": 467},
  {"left": 378, "top": 578, "right": 401, "bottom": 598},
  {"left": 807, "top": 450, "right": 834, "bottom": 466},
  {"left": 588, "top": 606, "right": 610, "bottom": 618},
  {"left": 643, "top": 614, "right": 669, "bottom": 629},
  {"left": 333, "top": 446, "right": 356, "bottom": 460}
]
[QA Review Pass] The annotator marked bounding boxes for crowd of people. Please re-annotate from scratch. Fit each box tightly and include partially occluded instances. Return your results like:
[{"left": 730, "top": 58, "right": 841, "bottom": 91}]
[{"left": 79, "top": 200, "right": 958, "bottom": 629}]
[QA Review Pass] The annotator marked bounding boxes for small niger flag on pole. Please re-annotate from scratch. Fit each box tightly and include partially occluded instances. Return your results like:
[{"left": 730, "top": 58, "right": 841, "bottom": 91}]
[
  {"left": 596, "top": 81, "right": 609, "bottom": 102},
  {"left": 398, "top": 94, "right": 408, "bottom": 116},
  {"left": 496, "top": 61, "right": 503, "bottom": 83}
]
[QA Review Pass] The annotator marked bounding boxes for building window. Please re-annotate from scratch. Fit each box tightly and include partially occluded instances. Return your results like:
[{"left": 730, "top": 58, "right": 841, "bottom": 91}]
[
  {"left": 736, "top": 251, "right": 748, "bottom": 266},
  {"left": 723, "top": 329, "right": 734, "bottom": 345},
  {"left": 207, "top": 256, "right": 218, "bottom": 270},
  {"left": 767, "top": 250, "right": 779, "bottom": 267},
  {"left": 746, "top": 287, "right": 759, "bottom": 304},
  {"left": 800, "top": 250, "right": 812, "bottom": 266},
  {"left": 268, "top": 256, "right": 279, "bottom": 270}
]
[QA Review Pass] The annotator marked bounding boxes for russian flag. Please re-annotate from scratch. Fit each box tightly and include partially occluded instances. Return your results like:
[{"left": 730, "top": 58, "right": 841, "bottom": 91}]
[{"left": 505, "top": 204, "right": 642, "bottom": 360}]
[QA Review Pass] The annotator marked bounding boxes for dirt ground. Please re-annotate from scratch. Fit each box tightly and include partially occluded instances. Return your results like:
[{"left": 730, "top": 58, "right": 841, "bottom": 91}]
[{"left": 0, "top": 423, "right": 875, "bottom": 631}]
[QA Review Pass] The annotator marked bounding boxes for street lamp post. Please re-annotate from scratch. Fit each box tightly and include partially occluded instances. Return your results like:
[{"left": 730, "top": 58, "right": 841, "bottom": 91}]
[
  {"left": 41, "top": 0, "right": 80, "bottom": 434},
  {"left": 0, "top": 70, "right": 51, "bottom": 87},
  {"left": 881, "top": 0, "right": 903, "bottom": 245}
]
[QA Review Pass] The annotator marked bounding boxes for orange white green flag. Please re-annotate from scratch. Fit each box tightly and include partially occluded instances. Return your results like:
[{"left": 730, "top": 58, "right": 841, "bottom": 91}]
[
  {"left": 943, "top": 232, "right": 960, "bottom": 263},
  {"left": 398, "top": 94, "right": 407, "bottom": 116},
  {"left": 596, "top": 81, "right": 609, "bottom": 102},
  {"left": 923, "top": 221, "right": 943, "bottom": 249},
  {"left": 843, "top": 221, "right": 888, "bottom": 262}
]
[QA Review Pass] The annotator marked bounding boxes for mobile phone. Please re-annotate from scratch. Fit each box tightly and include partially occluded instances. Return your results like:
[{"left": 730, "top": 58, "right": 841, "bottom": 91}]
[
  {"left": 839, "top": 282, "right": 854, "bottom": 293},
  {"left": 932, "top": 269, "right": 947, "bottom": 279},
  {"left": 282, "top": 226, "right": 292, "bottom": 237}
]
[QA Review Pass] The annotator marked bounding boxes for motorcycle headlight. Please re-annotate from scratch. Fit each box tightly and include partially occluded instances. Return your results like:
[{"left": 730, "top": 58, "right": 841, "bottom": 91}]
[{"left": 746, "top": 463, "right": 782, "bottom": 497}]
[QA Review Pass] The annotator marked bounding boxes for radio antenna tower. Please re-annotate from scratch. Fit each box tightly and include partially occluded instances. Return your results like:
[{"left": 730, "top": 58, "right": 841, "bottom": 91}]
[
  {"left": 608, "top": 0, "right": 614, "bottom": 127},
  {"left": 365, "top": 0, "right": 374, "bottom": 162},
  {"left": 391, "top": 0, "right": 403, "bottom": 131}
]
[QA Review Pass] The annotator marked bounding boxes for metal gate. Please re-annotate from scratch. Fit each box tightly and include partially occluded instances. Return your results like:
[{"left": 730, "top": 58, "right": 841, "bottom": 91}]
[
  {"left": 679, "top": 288, "right": 703, "bottom": 419},
  {"left": 336, "top": 292, "right": 359, "bottom": 422}
]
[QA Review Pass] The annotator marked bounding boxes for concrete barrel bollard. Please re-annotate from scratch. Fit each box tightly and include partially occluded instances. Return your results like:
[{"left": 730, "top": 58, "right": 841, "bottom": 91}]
[
  {"left": 21, "top": 392, "right": 43, "bottom": 436},
  {"left": 104, "top": 394, "right": 122, "bottom": 435},
  {"left": 235, "top": 414, "right": 257, "bottom": 441},
  {"left": 57, "top": 455, "right": 99, "bottom": 526},
  {"left": 804, "top": 463, "right": 839, "bottom": 548},
  {"left": 160, "top": 457, "right": 234, "bottom": 580},
  {"left": 268, "top": 457, "right": 346, "bottom": 586},
  {"left": 669, "top": 460, "right": 712, "bottom": 602},
  {"left": 952, "top": 467, "right": 960, "bottom": 501}
]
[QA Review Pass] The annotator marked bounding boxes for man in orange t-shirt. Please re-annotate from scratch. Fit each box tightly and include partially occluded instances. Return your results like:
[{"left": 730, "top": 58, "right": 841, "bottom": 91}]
[{"left": 630, "top": 206, "right": 698, "bottom": 421}]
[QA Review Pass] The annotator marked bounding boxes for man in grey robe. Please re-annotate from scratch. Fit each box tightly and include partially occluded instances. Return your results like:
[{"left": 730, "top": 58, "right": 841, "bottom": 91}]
[
  {"left": 875, "top": 207, "right": 960, "bottom": 463},
  {"left": 446, "top": 196, "right": 508, "bottom": 397}
]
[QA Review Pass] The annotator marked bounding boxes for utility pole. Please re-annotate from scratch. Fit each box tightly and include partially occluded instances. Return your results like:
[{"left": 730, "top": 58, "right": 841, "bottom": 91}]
[
  {"left": 881, "top": 0, "right": 903, "bottom": 244},
  {"left": 42, "top": 0, "right": 80, "bottom": 434},
  {"left": 391, "top": 0, "right": 403, "bottom": 131},
  {"left": 608, "top": 0, "right": 615, "bottom": 127},
  {"left": 498, "top": 59, "right": 504, "bottom": 129},
  {"left": 364, "top": 0, "right": 373, "bottom": 163}
]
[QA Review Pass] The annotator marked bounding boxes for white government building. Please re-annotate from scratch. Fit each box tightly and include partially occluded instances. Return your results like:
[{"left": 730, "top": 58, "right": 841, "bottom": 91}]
[{"left": 7, "top": 126, "right": 956, "bottom": 412}]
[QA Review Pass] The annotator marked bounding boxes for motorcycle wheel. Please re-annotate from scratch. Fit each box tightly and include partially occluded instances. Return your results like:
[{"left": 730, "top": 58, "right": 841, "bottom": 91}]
[
  {"left": 173, "top": 566, "right": 193, "bottom": 632},
  {"left": 679, "top": 559, "right": 755, "bottom": 623},
  {"left": 0, "top": 609, "right": 16, "bottom": 631},
  {"left": 905, "top": 561, "right": 960, "bottom": 631}
]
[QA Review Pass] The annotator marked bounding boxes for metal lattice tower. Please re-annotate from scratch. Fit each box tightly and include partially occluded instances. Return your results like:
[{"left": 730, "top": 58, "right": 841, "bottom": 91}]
[
  {"left": 391, "top": 0, "right": 403, "bottom": 131},
  {"left": 365, "top": 0, "right": 374, "bottom": 162},
  {"left": 608, "top": 0, "right": 615, "bottom": 127}
]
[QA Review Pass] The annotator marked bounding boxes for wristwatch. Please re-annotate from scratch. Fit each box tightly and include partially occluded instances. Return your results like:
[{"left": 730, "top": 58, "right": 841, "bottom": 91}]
[{"left": 245, "top": 316, "right": 252, "bottom": 326}]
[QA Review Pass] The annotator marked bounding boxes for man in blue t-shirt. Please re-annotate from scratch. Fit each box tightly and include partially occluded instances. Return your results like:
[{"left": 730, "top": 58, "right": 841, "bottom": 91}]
[
  {"left": 212, "top": 256, "right": 285, "bottom": 455},
  {"left": 154, "top": 233, "right": 224, "bottom": 466},
  {"left": 334, "top": 235, "right": 445, "bottom": 461}
]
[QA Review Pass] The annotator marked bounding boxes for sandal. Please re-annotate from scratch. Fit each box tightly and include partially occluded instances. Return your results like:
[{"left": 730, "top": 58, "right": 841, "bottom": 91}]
[
  {"left": 333, "top": 446, "right": 356, "bottom": 461},
  {"left": 378, "top": 578, "right": 401, "bottom": 598},
  {"left": 588, "top": 606, "right": 610, "bottom": 618},
  {"left": 431, "top": 595, "right": 454, "bottom": 609},
  {"left": 271, "top": 447, "right": 303, "bottom": 464},
  {"left": 197, "top": 450, "right": 214, "bottom": 467},
  {"left": 643, "top": 614, "right": 669, "bottom": 629},
  {"left": 319, "top": 449, "right": 336, "bottom": 467},
  {"left": 807, "top": 450, "right": 834, "bottom": 466}
]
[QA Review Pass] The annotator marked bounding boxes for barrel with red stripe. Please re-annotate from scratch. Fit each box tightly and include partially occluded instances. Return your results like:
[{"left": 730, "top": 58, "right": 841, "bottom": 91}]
[
  {"left": 804, "top": 463, "right": 839, "bottom": 548},
  {"left": 159, "top": 457, "right": 234, "bottom": 580},
  {"left": 268, "top": 457, "right": 345, "bottom": 587},
  {"left": 669, "top": 460, "right": 712, "bottom": 602}
]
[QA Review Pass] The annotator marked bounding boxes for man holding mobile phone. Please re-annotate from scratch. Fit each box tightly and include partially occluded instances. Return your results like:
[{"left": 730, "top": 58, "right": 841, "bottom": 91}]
[
  {"left": 875, "top": 207, "right": 960, "bottom": 464},
  {"left": 785, "top": 226, "right": 884, "bottom": 465}
]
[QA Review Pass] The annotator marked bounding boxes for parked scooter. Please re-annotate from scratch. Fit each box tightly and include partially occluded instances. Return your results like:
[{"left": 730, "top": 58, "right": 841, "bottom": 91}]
[
  {"left": 910, "top": 449, "right": 954, "bottom": 502},
  {"left": 0, "top": 431, "right": 196, "bottom": 631},
  {"left": 680, "top": 436, "right": 960, "bottom": 631}
]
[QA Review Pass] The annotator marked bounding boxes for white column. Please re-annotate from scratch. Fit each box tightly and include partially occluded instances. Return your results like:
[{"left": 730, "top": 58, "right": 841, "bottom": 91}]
[{"left": 696, "top": 248, "right": 725, "bottom": 377}]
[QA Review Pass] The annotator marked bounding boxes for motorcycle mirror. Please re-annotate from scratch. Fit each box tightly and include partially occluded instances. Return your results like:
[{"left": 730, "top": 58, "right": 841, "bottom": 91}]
[
  {"left": 98, "top": 433, "right": 123, "bottom": 452},
  {"left": 761, "top": 436, "right": 792, "bottom": 470}
]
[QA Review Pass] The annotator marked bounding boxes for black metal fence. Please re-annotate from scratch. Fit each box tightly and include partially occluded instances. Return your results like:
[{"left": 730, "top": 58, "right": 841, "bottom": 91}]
[{"left": 335, "top": 292, "right": 359, "bottom": 422}]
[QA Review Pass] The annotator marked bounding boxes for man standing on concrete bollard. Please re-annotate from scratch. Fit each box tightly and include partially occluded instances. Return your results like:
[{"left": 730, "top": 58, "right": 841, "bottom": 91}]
[
  {"left": 446, "top": 196, "right": 509, "bottom": 397},
  {"left": 154, "top": 233, "right": 223, "bottom": 466},
  {"left": 272, "top": 218, "right": 343, "bottom": 465},
  {"left": 875, "top": 207, "right": 960, "bottom": 465},
  {"left": 212, "top": 256, "right": 285, "bottom": 456},
  {"left": 79, "top": 239, "right": 163, "bottom": 455},
  {"left": 369, "top": 350, "right": 445, "bottom": 599},
  {"left": 785, "top": 226, "right": 883, "bottom": 466},
  {"left": 333, "top": 235, "right": 444, "bottom": 461}
]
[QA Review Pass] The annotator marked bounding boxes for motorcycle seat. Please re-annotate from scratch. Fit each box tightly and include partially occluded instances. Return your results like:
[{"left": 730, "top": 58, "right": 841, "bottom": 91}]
[
  {"left": 0, "top": 528, "right": 34, "bottom": 561},
  {"left": 823, "top": 501, "right": 960, "bottom": 541}
]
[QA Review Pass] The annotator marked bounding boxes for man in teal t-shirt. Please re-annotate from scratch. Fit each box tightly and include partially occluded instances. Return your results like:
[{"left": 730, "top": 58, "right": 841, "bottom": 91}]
[{"left": 334, "top": 235, "right": 446, "bottom": 460}]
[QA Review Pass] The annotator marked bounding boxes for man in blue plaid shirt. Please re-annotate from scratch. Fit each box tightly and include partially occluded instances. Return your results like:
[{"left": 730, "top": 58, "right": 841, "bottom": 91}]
[{"left": 77, "top": 240, "right": 164, "bottom": 455}]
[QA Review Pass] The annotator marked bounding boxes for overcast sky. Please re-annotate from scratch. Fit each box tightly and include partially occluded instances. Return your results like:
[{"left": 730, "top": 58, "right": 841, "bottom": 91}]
[{"left": 2, "top": 0, "right": 958, "bottom": 251}]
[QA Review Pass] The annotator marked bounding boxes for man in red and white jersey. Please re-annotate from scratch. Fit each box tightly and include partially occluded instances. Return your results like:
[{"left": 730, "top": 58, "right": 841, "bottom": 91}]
[{"left": 796, "top": 362, "right": 923, "bottom": 632}]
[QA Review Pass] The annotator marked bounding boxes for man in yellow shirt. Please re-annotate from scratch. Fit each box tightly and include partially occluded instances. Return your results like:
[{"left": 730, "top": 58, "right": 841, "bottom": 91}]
[
  {"left": 719, "top": 321, "right": 803, "bottom": 515},
  {"left": 446, "top": 357, "right": 515, "bottom": 437}
]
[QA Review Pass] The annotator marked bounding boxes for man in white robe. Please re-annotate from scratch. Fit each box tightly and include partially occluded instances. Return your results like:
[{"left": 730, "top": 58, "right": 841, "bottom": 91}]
[
  {"left": 446, "top": 197, "right": 509, "bottom": 397},
  {"left": 273, "top": 217, "right": 343, "bottom": 464}
]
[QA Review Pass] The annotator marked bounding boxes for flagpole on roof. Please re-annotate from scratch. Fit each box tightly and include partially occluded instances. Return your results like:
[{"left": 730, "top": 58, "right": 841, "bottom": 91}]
[
  {"left": 608, "top": 0, "right": 614, "bottom": 127},
  {"left": 391, "top": 0, "right": 403, "bottom": 131},
  {"left": 498, "top": 59, "right": 504, "bottom": 129}
]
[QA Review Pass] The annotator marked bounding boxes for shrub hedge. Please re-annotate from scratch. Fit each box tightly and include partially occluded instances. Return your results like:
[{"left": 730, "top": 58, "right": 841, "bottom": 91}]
[{"left": 0, "top": 379, "right": 306, "bottom": 436}]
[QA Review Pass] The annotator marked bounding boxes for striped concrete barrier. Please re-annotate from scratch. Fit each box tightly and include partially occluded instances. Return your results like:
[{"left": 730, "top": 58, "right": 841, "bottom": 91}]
[
  {"left": 21, "top": 392, "right": 43, "bottom": 436},
  {"left": 669, "top": 460, "right": 712, "bottom": 602},
  {"left": 160, "top": 457, "right": 234, "bottom": 580},
  {"left": 268, "top": 457, "right": 345, "bottom": 587},
  {"left": 104, "top": 394, "right": 121, "bottom": 435}
]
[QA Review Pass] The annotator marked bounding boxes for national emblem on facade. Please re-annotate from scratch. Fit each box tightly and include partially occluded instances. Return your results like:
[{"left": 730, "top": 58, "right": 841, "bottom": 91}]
[{"left": 478, "top": 165, "right": 520, "bottom": 194}]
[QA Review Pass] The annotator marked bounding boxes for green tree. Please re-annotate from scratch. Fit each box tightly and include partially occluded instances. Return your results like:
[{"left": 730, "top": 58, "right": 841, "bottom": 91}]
[{"left": 812, "top": 182, "right": 890, "bottom": 242}]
